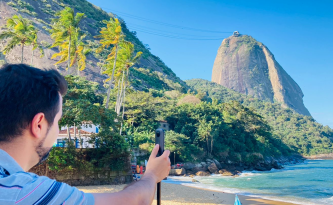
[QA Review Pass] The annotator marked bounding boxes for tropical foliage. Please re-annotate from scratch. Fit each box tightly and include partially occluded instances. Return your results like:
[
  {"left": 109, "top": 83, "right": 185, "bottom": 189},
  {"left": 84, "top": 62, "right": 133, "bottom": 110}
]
[
  {"left": 0, "top": 15, "right": 41, "bottom": 63},
  {"left": 95, "top": 18, "right": 124, "bottom": 108},
  {"left": 50, "top": 7, "right": 86, "bottom": 74},
  {"left": 186, "top": 79, "right": 333, "bottom": 156},
  {"left": 48, "top": 76, "right": 129, "bottom": 171}
]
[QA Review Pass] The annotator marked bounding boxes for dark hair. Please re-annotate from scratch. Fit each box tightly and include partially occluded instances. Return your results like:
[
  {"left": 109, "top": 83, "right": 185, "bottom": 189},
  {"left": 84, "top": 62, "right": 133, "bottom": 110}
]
[{"left": 0, "top": 64, "right": 68, "bottom": 142}]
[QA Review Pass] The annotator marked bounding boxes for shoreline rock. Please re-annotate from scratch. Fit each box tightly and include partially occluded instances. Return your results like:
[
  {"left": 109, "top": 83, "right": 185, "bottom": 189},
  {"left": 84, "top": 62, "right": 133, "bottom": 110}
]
[{"left": 175, "top": 155, "right": 305, "bottom": 177}]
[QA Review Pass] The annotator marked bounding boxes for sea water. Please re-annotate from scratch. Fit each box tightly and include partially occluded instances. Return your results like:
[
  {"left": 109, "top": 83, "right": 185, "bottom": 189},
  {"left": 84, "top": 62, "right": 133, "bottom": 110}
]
[{"left": 165, "top": 160, "right": 333, "bottom": 205}]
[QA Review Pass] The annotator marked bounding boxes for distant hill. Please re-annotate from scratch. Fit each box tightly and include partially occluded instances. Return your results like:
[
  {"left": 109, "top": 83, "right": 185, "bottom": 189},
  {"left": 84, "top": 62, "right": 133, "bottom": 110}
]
[
  {"left": 212, "top": 33, "right": 310, "bottom": 116},
  {"left": 0, "top": 0, "right": 187, "bottom": 92},
  {"left": 186, "top": 79, "right": 333, "bottom": 156}
]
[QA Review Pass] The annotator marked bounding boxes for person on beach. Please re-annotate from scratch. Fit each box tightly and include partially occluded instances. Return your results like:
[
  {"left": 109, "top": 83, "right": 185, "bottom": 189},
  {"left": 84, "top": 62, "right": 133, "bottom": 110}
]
[
  {"left": 0, "top": 64, "right": 171, "bottom": 205},
  {"left": 137, "top": 165, "right": 140, "bottom": 174}
]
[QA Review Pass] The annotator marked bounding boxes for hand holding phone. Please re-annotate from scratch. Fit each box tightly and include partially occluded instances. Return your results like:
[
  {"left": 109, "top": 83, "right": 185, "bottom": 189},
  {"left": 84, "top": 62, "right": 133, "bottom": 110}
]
[
  {"left": 155, "top": 128, "right": 166, "bottom": 205},
  {"left": 155, "top": 128, "right": 165, "bottom": 157},
  {"left": 145, "top": 128, "right": 170, "bottom": 182}
]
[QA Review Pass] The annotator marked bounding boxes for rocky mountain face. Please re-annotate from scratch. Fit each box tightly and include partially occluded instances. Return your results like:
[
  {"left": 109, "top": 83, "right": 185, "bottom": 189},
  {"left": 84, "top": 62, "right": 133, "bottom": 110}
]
[
  {"left": 0, "top": 0, "right": 187, "bottom": 92},
  {"left": 212, "top": 33, "right": 310, "bottom": 116}
]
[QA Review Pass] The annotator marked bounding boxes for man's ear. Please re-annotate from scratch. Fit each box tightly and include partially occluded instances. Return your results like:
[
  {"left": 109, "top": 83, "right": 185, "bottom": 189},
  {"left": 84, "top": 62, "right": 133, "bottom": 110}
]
[{"left": 31, "top": 113, "right": 47, "bottom": 139}]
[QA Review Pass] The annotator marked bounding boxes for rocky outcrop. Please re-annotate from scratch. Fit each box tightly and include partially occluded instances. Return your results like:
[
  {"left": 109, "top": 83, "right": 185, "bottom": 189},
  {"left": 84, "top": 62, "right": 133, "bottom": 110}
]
[
  {"left": 169, "top": 168, "right": 186, "bottom": 176},
  {"left": 207, "top": 162, "right": 219, "bottom": 174},
  {"left": 183, "top": 156, "right": 305, "bottom": 177},
  {"left": 195, "top": 171, "right": 211, "bottom": 176},
  {"left": 212, "top": 34, "right": 310, "bottom": 116}
]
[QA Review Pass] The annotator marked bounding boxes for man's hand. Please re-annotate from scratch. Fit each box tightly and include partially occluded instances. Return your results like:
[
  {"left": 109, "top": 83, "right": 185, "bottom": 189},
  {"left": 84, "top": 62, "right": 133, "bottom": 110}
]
[
  {"left": 143, "top": 144, "right": 171, "bottom": 183},
  {"left": 92, "top": 144, "right": 171, "bottom": 205}
]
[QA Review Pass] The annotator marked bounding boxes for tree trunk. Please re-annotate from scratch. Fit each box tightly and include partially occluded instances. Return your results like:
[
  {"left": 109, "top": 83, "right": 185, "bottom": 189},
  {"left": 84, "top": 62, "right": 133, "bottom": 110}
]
[
  {"left": 31, "top": 48, "right": 34, "bottom": 66},
  {"left": 117, "top": 70, "right": 125, "bottom": 115},
  {"left": 210, "top": 137, "right": 214, "bottom": 156},
  {"left": 74, "top": 123, "right": 77, "bottom": 148},
  {"left": 21, "top": 44, "right": 24, "bottom": 63},
  {"left": 206, "top": 136, "right": 209, "bottom": 156},
  {"left": 122, "top": 68, "right": 129, "bottom": 119},
  {"left": 105, "top": 44, "right": 119, "bottom": 109},
  {"left": 67, "top": 125, "right": 71, "bottom": 142},
  {"left": 78, "top": 129, "right": 82, "bottom": 149},
  {"left": 115, "top": 79, "right": 121, "bottom": 112},
  {"left": 67, "top": 35, "right": 71, "bottom": 74}
]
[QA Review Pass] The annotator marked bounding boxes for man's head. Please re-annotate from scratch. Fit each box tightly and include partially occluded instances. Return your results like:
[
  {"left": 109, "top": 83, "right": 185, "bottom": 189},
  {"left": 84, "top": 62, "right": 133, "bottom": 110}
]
[{"left": 0, "top": 64, "right": 67, "bottom": 166}]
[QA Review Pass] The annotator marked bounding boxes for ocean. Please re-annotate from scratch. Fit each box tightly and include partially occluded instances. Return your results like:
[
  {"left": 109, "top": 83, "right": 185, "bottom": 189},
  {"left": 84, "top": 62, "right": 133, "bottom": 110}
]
[{"left": 165, "top": 160, "right": 333, "bottom": 205}]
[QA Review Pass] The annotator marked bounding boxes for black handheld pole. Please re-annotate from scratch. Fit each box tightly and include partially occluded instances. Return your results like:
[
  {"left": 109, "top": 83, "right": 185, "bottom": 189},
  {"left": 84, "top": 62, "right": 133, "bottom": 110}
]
[
  {"left": 155, "top": 129, "right": 165, "bottom": 205},
  {"left": 157, "top": 182, "right": 161, "bottom": 205}
]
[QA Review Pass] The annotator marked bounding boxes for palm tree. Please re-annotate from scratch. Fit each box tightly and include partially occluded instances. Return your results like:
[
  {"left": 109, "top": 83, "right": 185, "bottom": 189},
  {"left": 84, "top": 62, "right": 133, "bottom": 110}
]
[
  {"left": 30, "top": 31, "right": 44, "bottom": 66},
  {"left": 71, "top": 33, "right": 91, "bottom": 76},
  {"left": 95, "top": 18, "right": 123, "bottom": 109},
  {"left": 0, "top": 15, "right": 36, "bottom": 63},
  {"left": 50, "top": 7, "right": 85, "bottom": 73},
  {"left": 113, "top": 41, "right": 142, "bottom": 115},
  {"left": 105, "top": 41, "right": 142, "bottom": 134}
]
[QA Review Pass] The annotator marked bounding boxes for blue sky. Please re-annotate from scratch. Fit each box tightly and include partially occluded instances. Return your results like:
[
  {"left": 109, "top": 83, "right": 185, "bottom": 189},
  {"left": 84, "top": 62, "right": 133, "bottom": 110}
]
[{"left": 89, "top": 0, "right": 333, "bottom": 128}]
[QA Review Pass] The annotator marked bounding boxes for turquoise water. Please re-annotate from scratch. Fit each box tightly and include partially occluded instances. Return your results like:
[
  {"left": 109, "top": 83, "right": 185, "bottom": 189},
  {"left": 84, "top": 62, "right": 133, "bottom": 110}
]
[{"left": 166, "top": 160, "right": 333, "bottom": 205}]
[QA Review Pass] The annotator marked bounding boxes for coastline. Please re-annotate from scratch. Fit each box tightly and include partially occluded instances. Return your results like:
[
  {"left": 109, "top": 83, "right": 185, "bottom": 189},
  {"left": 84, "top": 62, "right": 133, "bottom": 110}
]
[
  {"left": 78, "top": 182, "right": 297, "bottom": 205},
  {"left": 175, "top": 155, "right": 305, "bottom": 178}
]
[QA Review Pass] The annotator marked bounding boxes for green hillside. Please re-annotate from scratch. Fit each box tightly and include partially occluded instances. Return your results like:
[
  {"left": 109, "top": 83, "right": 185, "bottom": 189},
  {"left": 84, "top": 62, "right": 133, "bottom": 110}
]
[
  {"left": 1, "top": 0, "right": 187, "bottom": 92},
  {"left": 186, "top": 79, "right": 333, "bottom": 156}
]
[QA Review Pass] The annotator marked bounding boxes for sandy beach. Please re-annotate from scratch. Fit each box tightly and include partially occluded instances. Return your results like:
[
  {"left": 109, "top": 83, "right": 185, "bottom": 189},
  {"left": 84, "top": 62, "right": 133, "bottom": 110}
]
[{"left": 78, "top": 182, "right": 296, "bottom": 205}]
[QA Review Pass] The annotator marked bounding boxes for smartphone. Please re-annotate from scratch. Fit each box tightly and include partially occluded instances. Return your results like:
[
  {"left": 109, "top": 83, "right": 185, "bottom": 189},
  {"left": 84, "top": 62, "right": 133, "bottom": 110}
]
[
  {"left": 155, "top": 128, "right": 165, "bottom": 205},
  {"left": 155, "top": 128, "right": 165, "bottom": 157}
]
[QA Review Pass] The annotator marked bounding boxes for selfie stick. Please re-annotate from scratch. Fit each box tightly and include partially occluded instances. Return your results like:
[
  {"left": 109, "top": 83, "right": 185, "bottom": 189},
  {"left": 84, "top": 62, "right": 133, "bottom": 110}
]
[{"left": 155, "top": 129, "right": 165, "bottom": 205}]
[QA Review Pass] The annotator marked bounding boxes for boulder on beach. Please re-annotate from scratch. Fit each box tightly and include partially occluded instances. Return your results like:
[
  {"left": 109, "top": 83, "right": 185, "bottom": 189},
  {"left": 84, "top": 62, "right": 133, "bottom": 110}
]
[
  {"left": 219, "top": 169, "right": 234, "bottom": 176},
  {"left": 213, "top": 159, "right": 222, "bottom": 169},
  {"left": 169, "top": 168, "right": 186, "bottom": 176},
  {"left": 183, "top": 162, "right": 195, "bottom": 170},
  {"left": 208, "top": 162, "right": 219, "bottom": 173},
  {"left": 195, "top": 171, "right": 211, "bottom": 176},
  {"left": 192, "top": 163, "right": 209, "bottom": 172}
]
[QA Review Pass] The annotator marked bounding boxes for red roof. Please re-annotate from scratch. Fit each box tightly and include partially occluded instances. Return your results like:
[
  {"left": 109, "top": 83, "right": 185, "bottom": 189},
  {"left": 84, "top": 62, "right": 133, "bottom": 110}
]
[{"left": 59, "top": 128, "right": 92, "bottom": 135}]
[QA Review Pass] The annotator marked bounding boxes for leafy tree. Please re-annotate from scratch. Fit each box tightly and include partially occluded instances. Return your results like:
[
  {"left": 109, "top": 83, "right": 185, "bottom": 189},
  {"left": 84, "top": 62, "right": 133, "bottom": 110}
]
[
  {"left": 0, "top": 15, "right": 36, "bottom": 63},
  {"left": 165, "top": 130, "right": 202, "bottom": 162},
  {"left": 48, "top": 76, "right": 129, "bottom": 172},
  {"left": 123, "top": 91, "right": 167, "bottom": 131},
  {"left": 164, "top": 101, "right": 292, "bottom": 163},
  {"left": 71, "top": 33, "right": 91, "bottom": 76},
  {"left": 106, "top": 41, "right": 142, "bottom": 133},
  {"left": 50, "top": 7, "right": 85, "bottom": 73},
  {"left": 95, "top": 18, "right": 124, "bottom": 109}
]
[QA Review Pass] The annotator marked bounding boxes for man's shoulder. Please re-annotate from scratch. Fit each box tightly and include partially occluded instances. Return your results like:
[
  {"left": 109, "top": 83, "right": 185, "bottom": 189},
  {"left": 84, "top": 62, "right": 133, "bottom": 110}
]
[
  {"left": 0, "top": 171, "right": 94, "bottom": 205},
  {"left": 0, "top": 170, "right": 45, "bottom": 187}
]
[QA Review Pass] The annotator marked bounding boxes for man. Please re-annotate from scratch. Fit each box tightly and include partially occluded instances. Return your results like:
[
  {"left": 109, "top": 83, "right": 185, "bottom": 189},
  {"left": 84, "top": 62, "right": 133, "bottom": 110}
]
[{"left": 0, "top": 64, "right": 171, "bottom": 205}]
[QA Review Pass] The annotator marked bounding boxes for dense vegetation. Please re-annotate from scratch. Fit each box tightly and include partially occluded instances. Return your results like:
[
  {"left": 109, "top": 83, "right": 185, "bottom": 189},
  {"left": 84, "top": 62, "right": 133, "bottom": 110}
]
[
  {"left": 2, "top": 0, "right": 333, "bottom": 171},
  {"left": 186, "top": 79, "right": 333, "bottom": 156},
  {"left": 49, "top": 76, "right": 129, "bottom": 171},
  {"left": 121, "top": 89, "right": 293, "bottom": 165}
]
